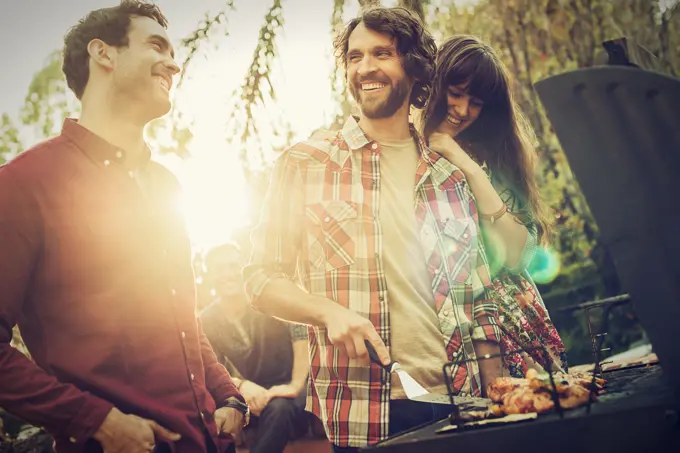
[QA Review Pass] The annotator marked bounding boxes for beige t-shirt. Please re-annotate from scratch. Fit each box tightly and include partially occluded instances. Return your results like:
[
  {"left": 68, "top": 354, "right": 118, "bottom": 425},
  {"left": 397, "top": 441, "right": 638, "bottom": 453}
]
[{"left": 378, "top": 137, "right": 449, "bottom": 399}]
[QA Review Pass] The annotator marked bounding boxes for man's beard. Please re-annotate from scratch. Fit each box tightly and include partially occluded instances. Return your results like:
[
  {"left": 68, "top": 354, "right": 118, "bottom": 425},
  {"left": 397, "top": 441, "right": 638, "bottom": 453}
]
[{"left": 350, "top": 77, "right": 410, "bottom": 119}]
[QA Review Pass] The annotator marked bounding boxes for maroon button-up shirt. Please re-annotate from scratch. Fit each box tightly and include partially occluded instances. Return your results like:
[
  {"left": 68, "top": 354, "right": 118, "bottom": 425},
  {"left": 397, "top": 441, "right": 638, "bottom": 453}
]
[{"left": 0, "top": 119, "right": 240, "bottom": 453}]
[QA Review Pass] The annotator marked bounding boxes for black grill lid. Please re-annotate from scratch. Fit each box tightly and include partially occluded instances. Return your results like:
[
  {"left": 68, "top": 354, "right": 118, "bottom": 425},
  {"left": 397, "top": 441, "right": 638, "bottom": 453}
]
[{"left": 534, "top": 66, "right": 680, "bottom": 400}]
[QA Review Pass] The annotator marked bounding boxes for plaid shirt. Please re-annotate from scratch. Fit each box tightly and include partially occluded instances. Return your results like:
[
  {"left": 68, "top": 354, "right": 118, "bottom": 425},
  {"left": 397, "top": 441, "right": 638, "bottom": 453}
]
[{"left": 245, "top": 117, "right": 500, "bottom": 447}]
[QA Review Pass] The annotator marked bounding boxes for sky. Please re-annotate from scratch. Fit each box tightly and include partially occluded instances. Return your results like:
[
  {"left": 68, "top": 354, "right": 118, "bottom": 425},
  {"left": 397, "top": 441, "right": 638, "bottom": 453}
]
[
  {"left": 0, "top": 0, "right": 370, "bottom": 250},
  {"left": 0, "top": 0, "right": 348, "bottom": 121}
]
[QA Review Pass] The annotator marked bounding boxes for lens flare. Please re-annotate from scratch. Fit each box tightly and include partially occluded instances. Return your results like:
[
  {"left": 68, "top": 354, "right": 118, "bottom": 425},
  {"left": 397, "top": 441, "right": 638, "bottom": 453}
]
[{"left": 528, "top": 247, "right": 561, "bottom": 284}]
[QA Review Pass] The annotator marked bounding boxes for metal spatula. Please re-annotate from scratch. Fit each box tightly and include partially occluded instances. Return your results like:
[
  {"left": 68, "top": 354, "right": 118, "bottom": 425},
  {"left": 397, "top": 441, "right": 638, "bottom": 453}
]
[{"left": 364, "top": 340, "right": 488, "bottom": 408}]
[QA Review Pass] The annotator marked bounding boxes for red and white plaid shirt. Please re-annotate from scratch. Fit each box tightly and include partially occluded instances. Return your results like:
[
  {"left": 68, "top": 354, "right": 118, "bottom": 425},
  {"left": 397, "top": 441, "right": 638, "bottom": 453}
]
[{"left": 245, "top": 117, "right": 500, "bottom": 447}]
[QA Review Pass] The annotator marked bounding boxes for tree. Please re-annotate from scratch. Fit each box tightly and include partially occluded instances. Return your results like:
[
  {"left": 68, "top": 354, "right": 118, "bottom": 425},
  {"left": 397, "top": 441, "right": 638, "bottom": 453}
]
[
  {"left": 359, "top": 0, "right": 381, "bottom": 9},
  {"left": 4, "top": 48, "right": 195, "bottom": 160},
  {"left": 18, "top": 50, "right": 79, "bottom": 146},
  {"left": 399, "top": 0, "right": 426, "bottom": 20},
  {"left": 177, "top": 0, "right": 679, "bottom": 294},
  {"left": 429, "top": 0, "right": 680, "bottom": 296},
  {"left": 0, "top": 114, "right": 22, "bottom": 164}
]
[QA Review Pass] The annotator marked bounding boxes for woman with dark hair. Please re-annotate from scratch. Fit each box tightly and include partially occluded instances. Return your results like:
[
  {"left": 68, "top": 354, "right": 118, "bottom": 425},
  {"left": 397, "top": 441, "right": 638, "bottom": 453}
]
[{"left": 420, "top": 34, "right": 567, "bottom": 378}]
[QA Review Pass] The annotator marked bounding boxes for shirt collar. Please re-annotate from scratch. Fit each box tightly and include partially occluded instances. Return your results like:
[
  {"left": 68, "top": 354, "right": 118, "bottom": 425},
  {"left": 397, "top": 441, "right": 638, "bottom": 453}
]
[
  {"left": 340, "top": 115, "right": 428, "bottom": 155},
  {"left": 340, "top": 116, "right": 371, "bottom": 151},
  {"left": 61, "top": 118, "right": 152, "bottom": 171},
  {"left": 339, "top": 115, "right": 462, "bottom": 186}
]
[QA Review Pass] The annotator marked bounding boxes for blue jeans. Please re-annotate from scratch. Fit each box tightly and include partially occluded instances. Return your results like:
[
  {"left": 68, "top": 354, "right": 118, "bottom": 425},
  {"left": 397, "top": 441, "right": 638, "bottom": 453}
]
[
  {"left": 331, "top": 399, "right": 451, "bottom": 453},
  {"left": 248, "top": 392, "right": 307, "bottom": 453}
]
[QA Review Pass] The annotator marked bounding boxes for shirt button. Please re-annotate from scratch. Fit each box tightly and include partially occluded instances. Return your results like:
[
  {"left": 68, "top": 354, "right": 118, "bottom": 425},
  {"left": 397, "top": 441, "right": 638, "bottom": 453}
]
[
  {"left": 463, "top": 233, "right": 469, "bottom": 239},
  {"left": 181, "top": 331, "right": 186, "bottom": 339},
  {"left": 171, "top": 288, "right": 177, "bottom": 296},
  {"left": 103, "top": 160, "right": 110, "bottom": 166},
  {"left": 69, "top": 437, "right": 77, "bottom": 443},
  {"left": 115, "top": 151, "right": 123, "bottom": 159},
  {"left": 324, "top": 217, "right": 330, "bottom": 223},
  {"left": 200, "top": 412, "right": 206, "bottom": 421},
  {"left": 190, "top": 373, "right": 195, "bottom": 381},
  {"left": 378, "top": 296, "right": 385, "bottom": 302},
  {"left": 128, "top": 171, "right": 135, "bottom": 178},
  {"left": 452, "top": 352, "right": 458, "bottom": 358},
  {"left": 371, "top": 143, "right": 378, "bottom": 150}
]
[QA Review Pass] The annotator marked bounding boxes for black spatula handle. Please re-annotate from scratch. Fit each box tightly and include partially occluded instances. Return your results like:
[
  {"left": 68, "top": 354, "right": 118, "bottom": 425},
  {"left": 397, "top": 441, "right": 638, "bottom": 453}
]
[{"left": 364, "top": 339, "right": 395, "bottom": 371}]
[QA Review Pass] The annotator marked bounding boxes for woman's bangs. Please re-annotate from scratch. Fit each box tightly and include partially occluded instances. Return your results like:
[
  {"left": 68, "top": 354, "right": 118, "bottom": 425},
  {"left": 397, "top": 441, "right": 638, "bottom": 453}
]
[{"left": 447, "top": 51, "right": 506, "bottom": 104}]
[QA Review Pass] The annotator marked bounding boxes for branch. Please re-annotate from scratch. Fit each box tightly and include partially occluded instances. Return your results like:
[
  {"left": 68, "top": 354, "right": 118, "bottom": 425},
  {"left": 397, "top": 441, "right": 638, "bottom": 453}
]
[
  {"left": 515, "top": 7, "right": 545, "bottom": 137},
  {"left": 0, "top": 114, "right": 22, "bottom": 161},
  {"left": 658, "top": 1, "right": 678, "bottom": 76},
  {"left": 398, "top": 0, "right": 426, "bottom": 21},
  {"left": 359, "top": 0, "right": 381, "bottom": 11},
  {"left": 577, "top": 0, "right": 597, "bottom": 66},
  {"left": 178, "top": 1, "right": 235, "bottom": 87},
  {"left": 330, "top": 0, "right": 352, "bottom": 129},
  {"left": 225, "top": 0, "right": 285, "bottom": 169}
]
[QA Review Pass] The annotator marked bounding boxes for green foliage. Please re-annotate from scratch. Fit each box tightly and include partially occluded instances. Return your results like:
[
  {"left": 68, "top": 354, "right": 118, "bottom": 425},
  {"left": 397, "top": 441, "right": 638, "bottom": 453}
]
[
  {"left": 178, "top": 1, "right": 236, "bottom": 87},
  {"left": 398, "top": 0, "right": 427, "bottom": 20},
  {"left": 430, "top": 0, "right": 679, "bottom": 300},
  {"left": 146, "top": 109, "right": 195, "bottom": 159},
  {"left": 4, "top": 0, "right": 678, "bottom": 363},
  {"left": 6, "top": 48, "right": 194, "bottom": 159},
  {"left": 19, "top": 50, "right": 79, "bottom": 142},
  {"left": 329, "top": 0, "right": 354, "bottom": 129},
  {"left": 227, "top": 0, "right": 287, "bottom": 170},
  {"left": 0, "top": 114, "right": 22, "bottom": 164}
]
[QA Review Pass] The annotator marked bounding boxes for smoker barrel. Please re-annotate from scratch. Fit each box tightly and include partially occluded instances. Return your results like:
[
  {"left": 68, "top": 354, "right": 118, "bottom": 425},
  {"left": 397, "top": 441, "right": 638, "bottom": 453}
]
[{"left": 533, "top": 66, "right": 680, "bottom": 396}]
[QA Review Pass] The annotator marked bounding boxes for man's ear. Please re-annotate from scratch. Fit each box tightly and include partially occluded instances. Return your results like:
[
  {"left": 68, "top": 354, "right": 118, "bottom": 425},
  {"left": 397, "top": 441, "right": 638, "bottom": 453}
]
[{"left": 87, "top": 39, "right": 115, "bottom": 71}]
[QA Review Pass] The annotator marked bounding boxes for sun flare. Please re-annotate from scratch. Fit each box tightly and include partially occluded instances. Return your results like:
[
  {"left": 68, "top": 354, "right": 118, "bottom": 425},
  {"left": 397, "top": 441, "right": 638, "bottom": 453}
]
[{"left": 159, "top": 140, "right": 252, "bottom": 253}]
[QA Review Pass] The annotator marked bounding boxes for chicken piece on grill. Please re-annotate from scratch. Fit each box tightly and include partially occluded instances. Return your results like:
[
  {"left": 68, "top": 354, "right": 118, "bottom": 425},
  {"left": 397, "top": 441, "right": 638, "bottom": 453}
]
[
  {"left": 526, "top": 369, "right": 606, "bottom": 395},
  {"left": 487, "top": 376, "right": 527, "bottom": 402},
  {"left": 500, "top": 386, "right": 555, "bottom": 414},
  {"left": 489, "top": 404, "right": 504, "bottom": 416},
  {"left": 563, "top": 372, "right": 607, "bottom": 391},
  {"left": 559, "top": 382, "right": 594, "bottom": 409}
]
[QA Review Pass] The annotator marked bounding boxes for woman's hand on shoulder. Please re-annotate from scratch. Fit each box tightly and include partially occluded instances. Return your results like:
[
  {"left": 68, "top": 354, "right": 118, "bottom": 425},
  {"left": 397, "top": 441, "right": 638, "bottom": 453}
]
[{"left": 428, "top": 132, "right": 479, "bottom": 174}]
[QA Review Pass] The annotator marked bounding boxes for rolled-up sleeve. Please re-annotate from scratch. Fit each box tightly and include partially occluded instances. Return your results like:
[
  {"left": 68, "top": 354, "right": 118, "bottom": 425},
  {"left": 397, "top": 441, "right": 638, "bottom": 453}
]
[{"left": 243, "top": 150, "right": 305, "bottom": 306}]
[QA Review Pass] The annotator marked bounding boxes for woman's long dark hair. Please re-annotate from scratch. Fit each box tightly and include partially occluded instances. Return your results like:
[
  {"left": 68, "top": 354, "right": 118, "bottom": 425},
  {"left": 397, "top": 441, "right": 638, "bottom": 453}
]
[{"left": 421, "top": 35, "right": 552, "bottom": 244}]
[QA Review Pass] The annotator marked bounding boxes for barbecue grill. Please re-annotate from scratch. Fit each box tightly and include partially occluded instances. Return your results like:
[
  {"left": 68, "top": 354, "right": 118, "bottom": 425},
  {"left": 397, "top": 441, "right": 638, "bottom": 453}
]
[{"left": 363, "top": 63, "right": 680, "bottom": 453}]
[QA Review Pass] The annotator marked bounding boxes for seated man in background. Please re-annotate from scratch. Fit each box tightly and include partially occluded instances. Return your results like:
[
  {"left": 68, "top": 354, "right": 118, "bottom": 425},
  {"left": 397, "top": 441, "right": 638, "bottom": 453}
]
[{"left": 200, "top": 243, "right": 311, "bottom": 453}]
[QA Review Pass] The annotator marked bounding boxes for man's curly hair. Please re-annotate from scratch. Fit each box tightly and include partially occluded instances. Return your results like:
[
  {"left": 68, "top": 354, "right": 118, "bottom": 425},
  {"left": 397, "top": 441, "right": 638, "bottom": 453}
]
[
  {"left": 333, "top": 7, "right": 437, "bottom": 109},
  {"left": 62, "top": 0, "right": 168, "bottom": 100}
]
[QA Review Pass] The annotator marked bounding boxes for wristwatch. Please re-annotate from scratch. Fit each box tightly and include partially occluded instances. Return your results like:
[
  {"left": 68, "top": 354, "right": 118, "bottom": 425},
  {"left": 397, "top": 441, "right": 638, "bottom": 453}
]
[{"left": 223, "top": 396, "right": 250, "bottom": 427}]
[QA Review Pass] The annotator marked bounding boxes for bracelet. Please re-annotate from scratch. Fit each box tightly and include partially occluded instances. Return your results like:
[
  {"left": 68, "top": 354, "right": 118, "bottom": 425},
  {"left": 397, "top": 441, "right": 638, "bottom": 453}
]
[{"left": 480, "top": 204, "right": 508, "bottom": 224}]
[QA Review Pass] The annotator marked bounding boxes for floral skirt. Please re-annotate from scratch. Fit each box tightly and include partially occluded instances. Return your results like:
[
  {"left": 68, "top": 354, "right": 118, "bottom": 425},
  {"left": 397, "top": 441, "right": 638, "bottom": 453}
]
[{"left": 493, "top": 274, "right": 568, "bottom": 378}]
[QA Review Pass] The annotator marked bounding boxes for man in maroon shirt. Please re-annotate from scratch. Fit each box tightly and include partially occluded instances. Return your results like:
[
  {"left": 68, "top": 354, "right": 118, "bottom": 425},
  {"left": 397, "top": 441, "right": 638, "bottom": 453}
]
[{"left": 0, "top": 2, "right": 247, "bottom": 453}]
